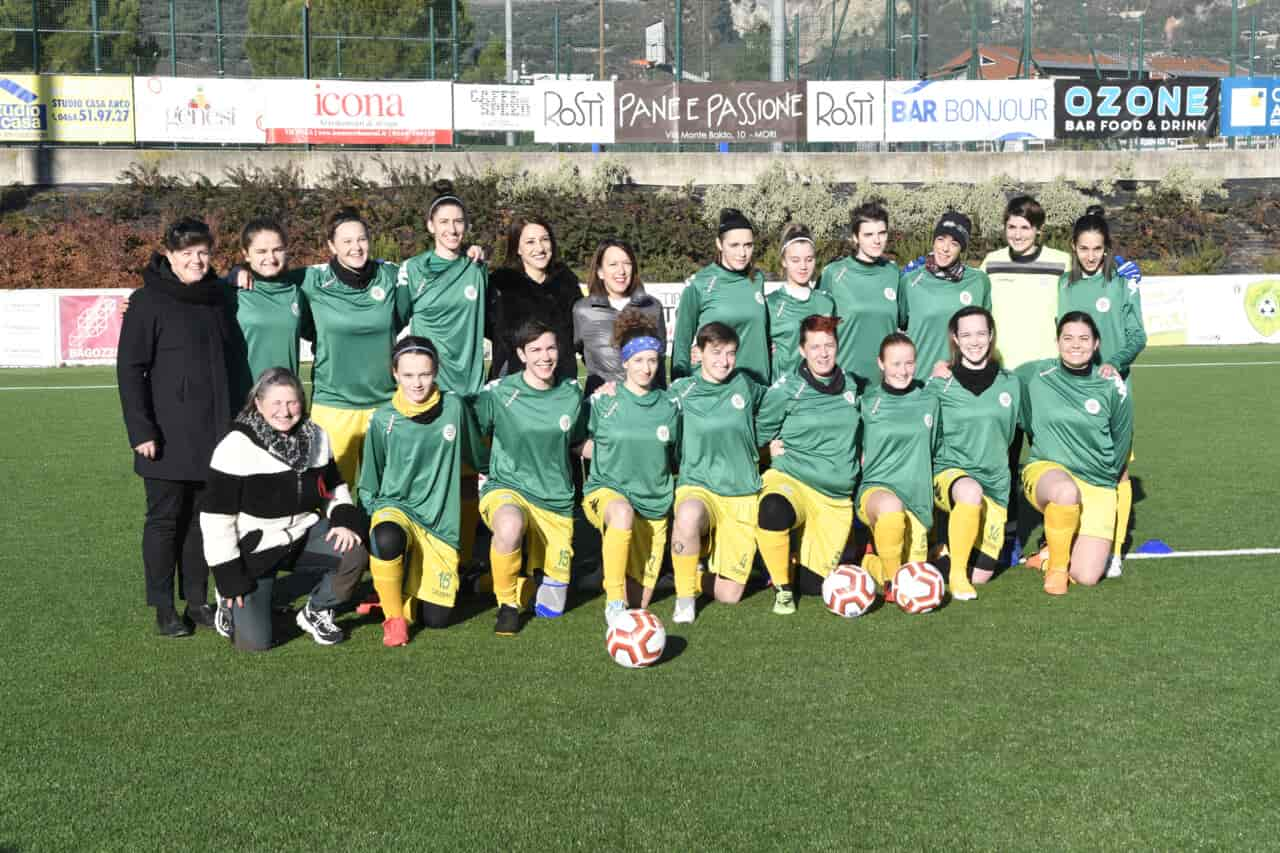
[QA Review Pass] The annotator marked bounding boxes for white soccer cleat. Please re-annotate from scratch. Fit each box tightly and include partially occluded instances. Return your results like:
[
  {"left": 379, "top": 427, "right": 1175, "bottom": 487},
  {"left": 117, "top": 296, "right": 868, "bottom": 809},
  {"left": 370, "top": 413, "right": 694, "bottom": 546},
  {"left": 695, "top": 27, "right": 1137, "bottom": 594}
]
[
  {"left": 672, "top": 596, "right": 696, "bottom": 625},
  {"left": 1106, "top": 555, "right": 1123, "bottom": 579}
]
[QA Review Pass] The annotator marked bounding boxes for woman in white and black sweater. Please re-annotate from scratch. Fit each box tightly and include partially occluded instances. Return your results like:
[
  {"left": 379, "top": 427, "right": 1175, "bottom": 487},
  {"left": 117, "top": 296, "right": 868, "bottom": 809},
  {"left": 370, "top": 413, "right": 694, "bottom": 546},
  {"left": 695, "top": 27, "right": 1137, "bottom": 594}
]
[{"left": 201, "top": 368, "right": 367, "bottom": 651}]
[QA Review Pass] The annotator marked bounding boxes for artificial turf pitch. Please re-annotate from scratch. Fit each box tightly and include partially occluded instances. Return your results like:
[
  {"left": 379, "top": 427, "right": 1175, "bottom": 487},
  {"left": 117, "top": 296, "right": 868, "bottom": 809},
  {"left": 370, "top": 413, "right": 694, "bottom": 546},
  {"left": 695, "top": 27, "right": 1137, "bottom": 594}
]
[{"left": 1, "top": 345, "right": 1278, "bottom": 851}]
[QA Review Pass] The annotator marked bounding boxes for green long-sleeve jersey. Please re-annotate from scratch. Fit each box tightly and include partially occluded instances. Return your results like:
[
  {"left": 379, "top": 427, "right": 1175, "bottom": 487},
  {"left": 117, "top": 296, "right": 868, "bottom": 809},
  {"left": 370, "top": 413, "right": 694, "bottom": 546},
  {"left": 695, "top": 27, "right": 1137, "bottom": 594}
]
[
  {"left": 584, "top": 384, "right": 681, "bottom": 519},
  {"left": 755, "top": 368, "right": 862, "bottom": 499},
  {"left": 301, "top": 262, "right": 410, "bottom": 409},
  {"left": 471, "top": 373, "right": 586, "bottom": 516},
  {"left": 358, "top": 393, "right": 481, "bottom": 549},
  {"left": 858, "top": 381, "right": 941, "bottom": 524},
  {"left": 1016, "top": 360, "right": 1133, "bottom": 488},
  {"left": 765, "top": 285, "right": 837, "bottom": 380},
  {"left": 229, "top": 269, "right": 305, "bottom": 404},
  {"left": 929, "top": 369, "right": 1022, "bottom": 507},
  {"left": 400, "top": 251, "right": 489, "bottom": 394},
  {"left": 1056, "top": 271, "right": 1147, "bottom": 378},
  {"left": 817, "top": 256, "right": 902, "bottom": 384},
  {"left": 668, "top": 370, "right": 767, "bottom": 497},
  {"left": 671, "top": 264, "right": 771, "bottom": 385},
  {"left": 898, "top": 266, "right": 992, "bottom": 380}
]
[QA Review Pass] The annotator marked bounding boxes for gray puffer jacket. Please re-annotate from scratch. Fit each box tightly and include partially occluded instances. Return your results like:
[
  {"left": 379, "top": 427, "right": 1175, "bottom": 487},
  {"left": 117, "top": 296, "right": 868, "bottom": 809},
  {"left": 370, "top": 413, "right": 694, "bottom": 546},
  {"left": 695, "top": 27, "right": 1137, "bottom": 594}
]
[{"left": 572, "top": 288, "right": 668, "bottom": 394}]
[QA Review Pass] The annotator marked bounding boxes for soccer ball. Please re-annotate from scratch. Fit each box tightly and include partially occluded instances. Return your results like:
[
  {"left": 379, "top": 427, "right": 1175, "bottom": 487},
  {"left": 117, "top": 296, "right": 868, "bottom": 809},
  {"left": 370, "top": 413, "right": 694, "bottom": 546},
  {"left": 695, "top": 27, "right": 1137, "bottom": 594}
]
[
  {"left": 894, "top": 562, "right": 945, "bottom": 614},
  {"left": 605, "top": 609, "right": 666, "bottom": 668},
  {"left": 1259, "top": 295, "right": 1278, "bottom": 318},
  {"left": 822, "top": 564, "right": 877, "bottom": 618}
]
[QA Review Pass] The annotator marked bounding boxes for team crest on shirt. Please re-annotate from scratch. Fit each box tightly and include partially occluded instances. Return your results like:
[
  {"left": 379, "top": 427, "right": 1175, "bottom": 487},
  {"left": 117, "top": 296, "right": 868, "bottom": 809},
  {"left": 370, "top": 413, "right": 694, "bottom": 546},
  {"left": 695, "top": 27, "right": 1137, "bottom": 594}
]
[
  {"left": 656, "top": 425, "right": 671, "bottom": 442},
  {"left": 290, "top": 302, "right": 300, "bottom": 316},
  {"left": 558, "top": 414, "right": 572, "bottom": 431},
  {"left": 755, "top": 291, "right": 765, "bottom": 304},
  {"left": 843, "top": 390, "right": 857, "bottom": 404},
  {"left": 883, "top": 288, "right": 897, "bottom": 301},
  {"left": 924, "top": 413, "right": 934, "bottom": 428},
  {"left": 443, "top": 423, "right": 457, "bottom": 442},
  {"left": 1095, "top": 297, "right": 1111, "bottom": 313},
  {"left": 959, "top": 291, "right": 973, "bottom": 306},
  {"left": 370, "top": 285, "right": 387, "bottom": 302},
  {"left": 464, "top": 285, "right": 478, "bottom": 301},
  {"left": 999, "top": 392, "right": 1012, "bottom": 408},
  {"left": 1084, "top": 398, "right": 1102, "bottom": 415},
  {"left": 731, "top": 394, "right": 746, "bottom": 410}
]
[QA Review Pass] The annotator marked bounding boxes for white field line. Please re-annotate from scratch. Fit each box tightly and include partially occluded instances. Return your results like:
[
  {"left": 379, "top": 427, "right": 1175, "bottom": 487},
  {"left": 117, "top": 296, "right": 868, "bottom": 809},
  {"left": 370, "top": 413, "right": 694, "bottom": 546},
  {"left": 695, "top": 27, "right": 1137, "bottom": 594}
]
[
  {"left": 0, "top": 384, "right": 118, "bottom": 391},
  {"left": 1135, "top": 361, "right": 1280, "bottom": 368},
  {"left": 1128, "top": 548, "right": 1280, "bottom": 560}
]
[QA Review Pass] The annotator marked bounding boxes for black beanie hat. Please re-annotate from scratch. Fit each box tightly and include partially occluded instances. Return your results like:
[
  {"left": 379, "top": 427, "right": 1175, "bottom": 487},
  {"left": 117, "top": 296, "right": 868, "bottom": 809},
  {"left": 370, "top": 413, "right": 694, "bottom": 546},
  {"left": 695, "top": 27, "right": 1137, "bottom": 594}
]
[
  {"left": 933, "top": 211, "right": 972, "bottom": 251},
  {"left": 718, "top": 208, "right": 754, "bottom": 235}
]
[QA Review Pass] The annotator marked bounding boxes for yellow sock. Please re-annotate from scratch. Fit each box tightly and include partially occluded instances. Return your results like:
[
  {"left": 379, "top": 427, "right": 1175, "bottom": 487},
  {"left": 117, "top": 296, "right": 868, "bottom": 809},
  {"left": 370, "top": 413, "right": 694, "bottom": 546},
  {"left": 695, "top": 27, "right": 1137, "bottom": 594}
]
[
  {"left": 489, "top": 547, "right": 522, "bottom": 607},
  {"left": 673, "top": 553, "right": 700, "bottom": 598},
  {"left": 1113, "top": 479, "right": 1132, "bottom": 558},
  {"left": 947, "top": 504, "right": 982, "bottom": 583},
  {"left": 460, "top": 498, "right": 480, "bottom": 565},
  {"left": 873, "top": 512, "right": 907, "bottom": 580},
  {"left": 602, "top": 526, "right": 633, "bottom": 603},
  {"left": 862, "top": 553, "right": 884, "bottom": 585},
  {"left": 1043, "top": 503, "right": 1082, "bottom": 573},
  {"left": 369, "top": 555, "right": 406, "bottom": 621},
  {"left": 756, "top": 528, "right": 792, "bottom": 588}
]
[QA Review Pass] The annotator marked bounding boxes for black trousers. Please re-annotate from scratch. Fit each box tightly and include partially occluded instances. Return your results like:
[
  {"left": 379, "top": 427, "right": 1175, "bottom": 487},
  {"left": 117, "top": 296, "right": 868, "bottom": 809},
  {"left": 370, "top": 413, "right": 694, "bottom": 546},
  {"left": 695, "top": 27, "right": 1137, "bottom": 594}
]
[{"left": 142, "top": 478, "right": 208, "bottom": 609}]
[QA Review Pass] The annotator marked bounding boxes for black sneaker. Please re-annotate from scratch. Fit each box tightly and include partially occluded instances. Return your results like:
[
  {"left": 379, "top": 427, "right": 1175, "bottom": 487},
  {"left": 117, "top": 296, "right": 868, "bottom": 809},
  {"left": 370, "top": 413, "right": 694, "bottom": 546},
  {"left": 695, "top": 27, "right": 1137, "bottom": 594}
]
[
  {"left": 296, "top": 603, "right": 345, "bottom": 645},
  {"left": 155, "top": 606, "right": 193, "bottom": 638},
  {"left": 494, "top": 604, "right": 520, "bottom": 637},
  {"left": 184, "top": 603, "right": 216, "bottom": 629}
]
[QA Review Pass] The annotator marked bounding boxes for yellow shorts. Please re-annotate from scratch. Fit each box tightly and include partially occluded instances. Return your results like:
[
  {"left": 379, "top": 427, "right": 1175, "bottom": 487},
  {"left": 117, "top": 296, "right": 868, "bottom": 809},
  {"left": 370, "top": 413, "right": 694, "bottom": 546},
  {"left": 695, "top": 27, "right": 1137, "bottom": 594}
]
[
  {"left": 310, "top": 403, "right": 376, "bottom": 488},
  {"left": 369, "top": 506, "right": 460, "bottom": 610},
  {"left": 760, "top": 469, "right": 851, "bottom": 578},
  {"left": 1022, "top": 461, "right": 1118, "bottom": 541},
  {"left": 932, "top": 469, "right": 1009, "bottom": 560},
  {"left": 856, "top": 486, "right": 929, "bottom": 563},
  {"left": 583, "top": 488, "right": 669, "bottom": 590},
  {"left": 479, "top": 489, "right": 574, "bottom": 583},
  {"left": 674, "top": 485, "right": 758, "bottom": 585}
]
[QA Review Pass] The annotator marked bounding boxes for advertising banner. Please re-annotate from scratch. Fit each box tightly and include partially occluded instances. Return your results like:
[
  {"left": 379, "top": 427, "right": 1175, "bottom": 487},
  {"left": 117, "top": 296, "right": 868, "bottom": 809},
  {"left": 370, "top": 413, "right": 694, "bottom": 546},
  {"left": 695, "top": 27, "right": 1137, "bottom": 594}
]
[
  {"left": 133, "top": 76, "right": 266, "bottom": 143},
  {"left": 452, "top": 84, "right": 538, "bottom": 132},
  {"left": 1219, "top": 77, "right": 1280, "bottom": 137},
  {"left": 0, "top": 74, "right": 133, "bottom": 142},
  {"left": 262, "top": 79, "right": 452, "bottom": 145},
  {"left": 534, "top": 80, "right": 615, "bottom": 143},
  {"left": 58, "top": 292, "right": 128, "bottom": 365},
  {"left": 805, "top": 81, "right": 885, "bottom": 143},
  {"left": 1054, "top": 78, "right": 1219, "bottom": 139},
  {"left": 884, "top": 79, "right": 1053, "bottom": 142},
  {"left": 0, "top": 291, "right": 56, "bottom": 367},
  {"left": 614, "top": 81, "right": 805, "bottom": 144}
]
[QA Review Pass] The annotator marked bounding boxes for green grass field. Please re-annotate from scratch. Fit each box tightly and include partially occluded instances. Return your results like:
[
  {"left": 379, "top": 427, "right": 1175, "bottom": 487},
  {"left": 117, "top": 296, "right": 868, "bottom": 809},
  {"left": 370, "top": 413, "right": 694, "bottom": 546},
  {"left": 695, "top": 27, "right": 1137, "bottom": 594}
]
[{"left": 3, "top": 345, "right": 1279, "bottom": 852}]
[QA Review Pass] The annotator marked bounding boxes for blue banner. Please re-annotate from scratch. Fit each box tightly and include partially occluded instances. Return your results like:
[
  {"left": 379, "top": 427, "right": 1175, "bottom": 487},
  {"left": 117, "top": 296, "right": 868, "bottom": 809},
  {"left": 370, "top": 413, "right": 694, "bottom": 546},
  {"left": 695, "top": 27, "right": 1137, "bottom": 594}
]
[{"left": 1220, "top": 77, "right": 1280, "bottom": 137}]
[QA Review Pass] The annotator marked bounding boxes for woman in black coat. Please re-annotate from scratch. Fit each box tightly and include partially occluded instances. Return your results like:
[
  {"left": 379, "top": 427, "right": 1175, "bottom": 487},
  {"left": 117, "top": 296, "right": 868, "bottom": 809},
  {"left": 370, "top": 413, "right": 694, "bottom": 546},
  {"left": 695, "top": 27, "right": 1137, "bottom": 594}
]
[
  {"left": 487, "top": 215, "right": 581, "bottom": 382},
  {"left": 117, "top": 217, "right": 239, "bottom": 637}
]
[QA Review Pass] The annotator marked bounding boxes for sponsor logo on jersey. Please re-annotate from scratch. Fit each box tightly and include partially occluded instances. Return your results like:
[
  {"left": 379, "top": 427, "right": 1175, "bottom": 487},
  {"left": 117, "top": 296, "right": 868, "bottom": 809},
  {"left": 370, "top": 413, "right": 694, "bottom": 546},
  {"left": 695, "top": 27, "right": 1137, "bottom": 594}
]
[
  {"left": 464, "top": 285, "right": 478, "bottom": 301},
  {"left": 999, "top": 391, "right": 1012, "bottom": 408},
  {"left": 370, "top": 285, "right": 386, "bottom": 302},
  {"left": 883, "top": 287, "right": 897, "bottom": 301},
  {"left": 443, "top": 423, "right": 457, "bottom": 442},
  {"left": 731, "top": 393, "right": 746, "bottom": 410},
  {"left": 656, "top": 425, "right": 671, "bottom": 442},
  {"left": 924, "top": 413, "right": 934, "bottom": 428},
  {"left": 959, "top": 291, "right": 973, "bottom": 306},
  {"left": 559, "top": 414, "right": 572, "bottom": 431},
  {"left": 1095, "top": 296, "right": 1111, "bottom": 313},
  {"left": 1084, "top": 398, "right": 1101, "bottom": 415}
]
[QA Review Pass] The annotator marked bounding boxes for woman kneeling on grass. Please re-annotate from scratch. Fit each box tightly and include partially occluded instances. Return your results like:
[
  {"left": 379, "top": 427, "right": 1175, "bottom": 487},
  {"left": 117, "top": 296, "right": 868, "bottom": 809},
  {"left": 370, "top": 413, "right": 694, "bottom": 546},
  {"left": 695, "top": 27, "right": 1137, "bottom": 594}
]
[
  {"left": 856, "top": 333, "right": 940, "bottom": 602},
  {"left": 359, "top": 337, "right": 483, "bottom": 647},
  {"left": 1017, "top": 312, "right": 1133, "bottom": 594},
  {"left": 201, "top": 368, "right": 367, "bottom": 650}
]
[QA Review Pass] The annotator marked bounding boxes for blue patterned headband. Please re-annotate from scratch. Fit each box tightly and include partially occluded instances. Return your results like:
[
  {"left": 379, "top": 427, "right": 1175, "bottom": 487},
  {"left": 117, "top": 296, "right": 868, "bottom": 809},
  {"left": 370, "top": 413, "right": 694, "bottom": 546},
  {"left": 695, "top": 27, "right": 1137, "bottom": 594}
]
[{"left": 621, "top": 336, "right": 662, "bottom": 362}]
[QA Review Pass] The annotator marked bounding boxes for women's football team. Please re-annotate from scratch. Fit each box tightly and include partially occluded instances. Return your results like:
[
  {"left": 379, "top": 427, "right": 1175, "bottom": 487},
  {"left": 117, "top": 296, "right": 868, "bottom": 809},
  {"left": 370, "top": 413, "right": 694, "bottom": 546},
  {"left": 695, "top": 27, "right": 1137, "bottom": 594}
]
[{"left": 118, "top": 182, "right": 1144, "bottom": 649}]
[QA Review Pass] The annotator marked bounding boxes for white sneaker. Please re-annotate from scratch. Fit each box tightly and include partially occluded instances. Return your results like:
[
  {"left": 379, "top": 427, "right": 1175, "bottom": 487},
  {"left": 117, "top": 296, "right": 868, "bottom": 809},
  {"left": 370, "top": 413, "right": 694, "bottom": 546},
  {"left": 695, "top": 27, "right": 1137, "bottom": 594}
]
[
  {"left": 1106, "top": 555, "right": 1123, "bottom": 579},
  {"left": 213, "top": 593, "right": 234, "bottom": 639},
  {"left": 672, "top": 596, "right": 696, "bottom": 625},
  {"left": 604, "top": 600, "right": 627, "bottom": 627}
]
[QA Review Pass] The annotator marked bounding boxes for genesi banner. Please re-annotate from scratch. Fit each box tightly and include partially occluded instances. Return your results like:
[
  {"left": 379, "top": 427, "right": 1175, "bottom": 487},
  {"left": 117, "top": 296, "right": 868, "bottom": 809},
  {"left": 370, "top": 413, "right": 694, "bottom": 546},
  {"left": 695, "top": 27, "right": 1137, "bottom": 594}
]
[
  {"left": 134, "top": 76, "right": 266, "bottom": 143},
  {"left": 0, "top": 74, "right": 133, "bottom": 142},
  {"left": 1219, "top": 77, "right": 1280, "bottom": 137},
  {"left": 615, "top": 81, "right": 805, "bottom": 144},
  {"left": 262, "top": 79, "right": 453, "bottom": 145},
  {"left": 1055, "top": 78, "right": 1219, "bottom": 139},
  {"left": 884, "top": 79, "right": 1054, "bottom": 142}
]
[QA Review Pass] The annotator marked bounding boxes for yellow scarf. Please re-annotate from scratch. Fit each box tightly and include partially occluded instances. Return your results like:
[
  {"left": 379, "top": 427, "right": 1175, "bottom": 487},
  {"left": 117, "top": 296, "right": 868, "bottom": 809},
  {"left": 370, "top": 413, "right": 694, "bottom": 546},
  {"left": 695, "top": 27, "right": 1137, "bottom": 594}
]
[{"left": 392, "top": 387, "right": 441, "bottom": 418}]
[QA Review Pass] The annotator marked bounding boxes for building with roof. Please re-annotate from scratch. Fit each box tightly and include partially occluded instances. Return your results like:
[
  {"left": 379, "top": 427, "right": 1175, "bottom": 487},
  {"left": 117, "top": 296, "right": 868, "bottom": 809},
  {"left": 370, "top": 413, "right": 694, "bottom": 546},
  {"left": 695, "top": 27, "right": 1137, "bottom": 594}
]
[{"left": 931, "top": 44, "right": 1237, "bottom": 81}]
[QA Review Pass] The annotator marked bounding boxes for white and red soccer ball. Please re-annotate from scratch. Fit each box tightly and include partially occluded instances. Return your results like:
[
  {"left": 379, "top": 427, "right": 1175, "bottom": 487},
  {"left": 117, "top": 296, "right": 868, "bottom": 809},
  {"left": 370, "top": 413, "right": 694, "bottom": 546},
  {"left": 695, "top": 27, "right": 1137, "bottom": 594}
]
[
  {"left": 894, "top": 562, "right": 945, "bottom": 614},
  {"left": 605, "top": 609, "right": 666, "bottom": 668},
  {"left": 822, "top": 564, "right": 877, "bottom": 618}
]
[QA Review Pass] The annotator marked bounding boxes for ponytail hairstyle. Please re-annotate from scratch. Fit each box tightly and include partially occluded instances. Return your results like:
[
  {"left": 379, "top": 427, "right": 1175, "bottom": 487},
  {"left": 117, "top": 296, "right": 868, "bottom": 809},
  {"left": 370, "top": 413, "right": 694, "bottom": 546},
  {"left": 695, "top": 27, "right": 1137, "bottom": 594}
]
[
  {"left": 878, "top": 331, "right": 915, "bottom": 361},
  {"left": 427, "top": 179, "right": 466, "bottom": 222},
  {"left": 611, "top": 306, "right": 660, "bottom": 351},
  {"left": 1068, "top": 204, "right": 1115, "bottom": 284},
  {"left": 240, "top": 217, "right": 287, "bottom": 251},
  {"left": 391, "top": 335, "right": 439, "bottom": 372},
  {"left": 326, "top": 206, "right": 370, "bottom": 243},
  {"left": 947, "top": 306, "right": 997, "bottom": 367},
  {"left": 714, "top": 207, "right": 758, "bottom": 280},
  {"left": 779, "top": 222, "right": 816, "bottom": 285}
]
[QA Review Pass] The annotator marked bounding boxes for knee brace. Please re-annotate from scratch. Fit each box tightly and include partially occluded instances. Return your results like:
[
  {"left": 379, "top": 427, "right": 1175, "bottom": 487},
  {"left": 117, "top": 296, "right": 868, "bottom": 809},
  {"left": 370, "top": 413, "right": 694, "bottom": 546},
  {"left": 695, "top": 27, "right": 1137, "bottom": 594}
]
[
  {"left": 370, "top": 521, "right": 408, "bottom": 562},
  {"left": 758, "top": 494, "right": 797, "bottom": 531}
]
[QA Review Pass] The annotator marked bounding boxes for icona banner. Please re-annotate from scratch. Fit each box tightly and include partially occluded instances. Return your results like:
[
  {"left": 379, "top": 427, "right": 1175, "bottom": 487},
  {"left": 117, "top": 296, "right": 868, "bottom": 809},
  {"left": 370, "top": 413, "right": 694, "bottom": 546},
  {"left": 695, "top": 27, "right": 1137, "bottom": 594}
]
[
  {"left": 614, "top": 81, "right": 805, "bottom": 143},
  {"left": 1219, "top": 77, "right": 1280, "bottom": 137},
  {"left": 452, "top": 84, "right": 538, "bottom": 132},
  {"left": 134, "top": 76, "right": 266, "bottom": 143},
  {"left": 884, "top": 79, "right": 1054, "bottom": 142},
  {"left": 1054, "top": 78, "right": 1219, "bottom": 139},
  {"left": 534, "top": 80, "right": 615, "bottom": 143},
  {"left": 262, "top": 79, "right": 453, "bottom": 145},
  {"left": 805, "top": 81, "right": 884, "bottom": 143},
  {"left": 58, "top": 292, "right": 126, "bottom": 365},
  {"left": 0, "top": 74, "right": 133, "bottom": 143}
]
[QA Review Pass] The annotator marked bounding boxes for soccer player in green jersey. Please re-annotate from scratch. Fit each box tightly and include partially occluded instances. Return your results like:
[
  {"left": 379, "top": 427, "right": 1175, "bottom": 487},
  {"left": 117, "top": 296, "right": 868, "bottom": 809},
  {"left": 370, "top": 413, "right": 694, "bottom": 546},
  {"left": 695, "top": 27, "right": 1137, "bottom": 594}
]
[
  {"left": 228, "top": 219, "right": 305, "bottom": 402},
  {"left": 766, "top": 224, "right": 837, "bottom": 380},
  {"left": 473, "top": 319, "right": 586, "bottom": 636},
  {"left": 755, "top": 314, "right": 862, "bottom": 615},
  {"left": 360, "top": 337, "right": 482, "bottom": 648},
  {"left": 668, "top": 322, "right": 768, "bottom": 624},
  {"left": 857, "top": 333, "right": 940, "bottom": 601},
  {"left": 301, "top": 207, "right": 411, "bottom": 488},
  {"left": 927, "top": 307, "right": 1021, "bottom": 601},
  {"left": 899, "top": 212, "right": 992, "bottom": 381},
  {"left": 818, "top": 201, "right": 902, "bottom": 385},
  {"left": 1058, "top": 207, "right": 1147, "bottom": 580},
  {"left": 671, "top": 208, "right": 771, "bottom": 385},
  {"left": 1017, "top": 312, "right": 1133, "bottom": 594},
  {"left": 581, "top": 310, "right": 681, "bottom": 625}
]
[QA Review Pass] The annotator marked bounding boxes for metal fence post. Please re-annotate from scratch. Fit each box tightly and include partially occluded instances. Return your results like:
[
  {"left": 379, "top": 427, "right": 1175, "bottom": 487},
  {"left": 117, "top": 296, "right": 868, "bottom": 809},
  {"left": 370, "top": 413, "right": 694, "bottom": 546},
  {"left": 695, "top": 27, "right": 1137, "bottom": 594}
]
[
  {"left": 553, "top": 10, "right": 560, "bottom": 77},
  {"left": 428, "top": 6, "right": 436, "bottom": 79},
  {"left": 91, "top": 0, "right": 102, "bottom": 73},
  {"left": 451, "top": 0, "right": 459, "bottom": 80},
  {"left": 30, "top": 0, "right": 39, "bottom": 73},
  {"left": 793, "top": 14, "right": 800, "bottom": 79},
  {"left": 675, "top": 0, "right": 683, "bottom": 81},
  {"left": 302, "top": 1, "right": 311, "bottom": 79},
  {"left": 215, "top": 0, "right": 225, "bottom": 77},
  {"left": 168, "top": 0, "right": 177, "bottom": 75}
]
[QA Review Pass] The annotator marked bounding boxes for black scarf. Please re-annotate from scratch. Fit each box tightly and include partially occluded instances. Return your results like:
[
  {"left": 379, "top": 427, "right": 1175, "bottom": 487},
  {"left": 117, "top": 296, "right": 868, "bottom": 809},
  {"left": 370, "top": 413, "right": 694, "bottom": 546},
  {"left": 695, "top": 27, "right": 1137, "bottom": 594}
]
[
  {"left": 924, "top": 253, "right": 966, "bottom": 284},
  {"left": 799, "top": 363, "right": 846, "bottom": 396},
  {"left": 953, "top": 361, "right": 999, "bottom": 397},
  {"left": 330, "top": 257, "right": 377, "bottom": 290},
  {"left": 236, "top": 409, "right": 319, "bottom": 472}
]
